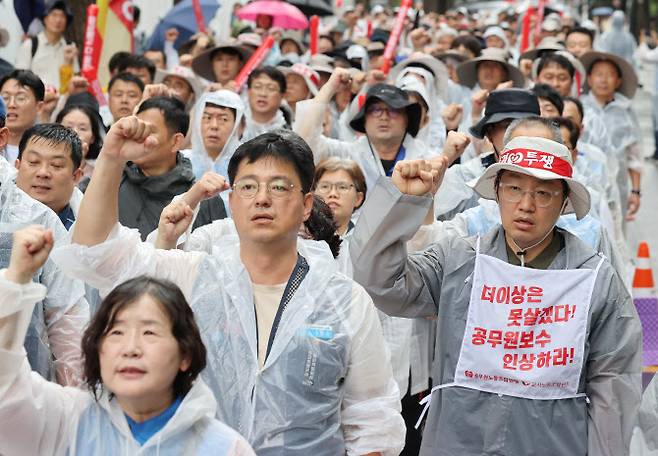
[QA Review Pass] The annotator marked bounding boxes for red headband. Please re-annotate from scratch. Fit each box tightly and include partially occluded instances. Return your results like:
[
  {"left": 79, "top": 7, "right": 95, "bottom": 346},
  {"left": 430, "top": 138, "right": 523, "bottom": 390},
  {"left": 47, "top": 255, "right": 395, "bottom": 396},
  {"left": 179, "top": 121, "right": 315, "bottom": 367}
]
[{"left": 499, "top": 148, "right": 573, "bottom": 178}]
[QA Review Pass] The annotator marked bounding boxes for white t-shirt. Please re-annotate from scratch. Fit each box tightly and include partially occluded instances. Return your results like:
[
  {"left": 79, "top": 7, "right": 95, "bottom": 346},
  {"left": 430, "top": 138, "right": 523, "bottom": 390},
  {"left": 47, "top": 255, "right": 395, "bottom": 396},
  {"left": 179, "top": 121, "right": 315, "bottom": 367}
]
[
  {"left": 2, "top": 144, "right": 18, "bottom": 164},
  {"left": 252, "top": 282, "right": 286, "bottom": 367}
]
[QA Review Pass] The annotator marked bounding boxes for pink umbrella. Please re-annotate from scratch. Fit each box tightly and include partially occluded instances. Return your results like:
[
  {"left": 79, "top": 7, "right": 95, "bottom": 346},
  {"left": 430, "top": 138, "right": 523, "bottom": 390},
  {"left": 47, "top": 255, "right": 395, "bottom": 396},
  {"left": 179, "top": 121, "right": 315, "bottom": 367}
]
[{"left": 237, "top": 0, "right": 309, "bottom": 30}]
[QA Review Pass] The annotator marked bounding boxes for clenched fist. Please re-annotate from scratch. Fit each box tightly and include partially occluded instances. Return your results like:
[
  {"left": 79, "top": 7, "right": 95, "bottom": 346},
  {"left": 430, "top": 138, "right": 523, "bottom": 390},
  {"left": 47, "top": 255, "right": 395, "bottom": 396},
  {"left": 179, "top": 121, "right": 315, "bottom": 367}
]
[
  {"left": 155, "top": 200, "right": 194, "bottom": 249},
  {"left": 391, "top": 159, "right": 442, "bottom": 196},
  {"left": 103, "top": 116, "right": 159, "bottom": 163},
  {"left": 6, "top": 226, "right": 54, "bottom": 284}
]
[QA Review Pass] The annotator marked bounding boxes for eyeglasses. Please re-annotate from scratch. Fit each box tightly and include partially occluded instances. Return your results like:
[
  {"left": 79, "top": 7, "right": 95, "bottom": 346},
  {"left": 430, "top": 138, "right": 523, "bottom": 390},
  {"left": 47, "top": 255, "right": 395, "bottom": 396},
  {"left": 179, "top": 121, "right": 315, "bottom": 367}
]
[
  {"left": 314, "top": 181, "right": 355, "bottom": 195},
  {"left": 366, "top": 105, "right": 403, "bottom": 119},
  {"left": 498, "top": 183, "right": 563, "bottom": 208},
  {"left": 1, "top": 93, "right": 31, "bottom": 106},
  {"left": 232, "top": 177, "right": 300, "bottom": 199}
]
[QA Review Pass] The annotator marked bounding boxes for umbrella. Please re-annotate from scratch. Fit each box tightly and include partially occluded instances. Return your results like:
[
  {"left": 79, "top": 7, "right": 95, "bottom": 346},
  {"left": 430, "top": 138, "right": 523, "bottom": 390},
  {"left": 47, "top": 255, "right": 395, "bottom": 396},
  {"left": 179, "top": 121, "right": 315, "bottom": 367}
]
[
  {"left": 237, "top": 0, "right": 308, "bottom": 30},
  {"left": 287, "top": 0, "right": 333, "bottom": 17},
  {"left": 147, "top": 0, "right": 220, "bottom": 51}
]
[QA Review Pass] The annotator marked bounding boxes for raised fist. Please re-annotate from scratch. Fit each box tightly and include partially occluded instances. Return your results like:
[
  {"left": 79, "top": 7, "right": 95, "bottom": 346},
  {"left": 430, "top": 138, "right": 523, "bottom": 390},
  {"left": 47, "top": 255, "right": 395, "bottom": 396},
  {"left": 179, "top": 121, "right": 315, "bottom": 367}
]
[
  {"left": 6, "top": 226, "right": 54, "bottom": 284},
  {"left": 103, "top": 116, "right": 159, "bottom": 162},
  {"left": 391, "top": 159, "right": 441, "bottom": 196}
]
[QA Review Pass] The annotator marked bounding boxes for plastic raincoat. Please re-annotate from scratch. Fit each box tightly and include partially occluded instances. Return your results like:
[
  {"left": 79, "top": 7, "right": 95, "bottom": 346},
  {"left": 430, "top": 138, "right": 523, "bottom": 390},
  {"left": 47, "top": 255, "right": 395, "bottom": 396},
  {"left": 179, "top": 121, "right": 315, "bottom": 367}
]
[
  {"left": 598, "top": 11, "right": 637, "bottom": 66},
  {"left": 241, "top": 106, "right": 288, "bottom": 143},
  {"left": 581, "top": 91, "right": 643, "bottom": 212},
  {"left": 0, "top": 272, "right": 254, "bottom": 456},
  {"left": 184, "top": 90, "right": 245, "bottom": 180},
  {"left": 51, "top": 224, "right": 405, "bottom": 455},
  {"left": 631, "top": 371, "right": 658, "bottom": 455},
  {"left": 294, "top": 98, "right": 438, "bottom": 198},
  {"left": 349, "top": 178, "right": 642, "bottom": 456},
  {"left": 0, "top": 157, "right": 87, "bottom": 385}
]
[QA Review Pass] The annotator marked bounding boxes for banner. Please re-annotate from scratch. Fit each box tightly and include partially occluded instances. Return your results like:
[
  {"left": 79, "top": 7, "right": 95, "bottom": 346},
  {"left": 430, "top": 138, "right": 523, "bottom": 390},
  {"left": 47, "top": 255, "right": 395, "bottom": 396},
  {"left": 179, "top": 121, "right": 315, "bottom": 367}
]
[{"left": 96, "top": 0, "right": 135, "bottom": 88}]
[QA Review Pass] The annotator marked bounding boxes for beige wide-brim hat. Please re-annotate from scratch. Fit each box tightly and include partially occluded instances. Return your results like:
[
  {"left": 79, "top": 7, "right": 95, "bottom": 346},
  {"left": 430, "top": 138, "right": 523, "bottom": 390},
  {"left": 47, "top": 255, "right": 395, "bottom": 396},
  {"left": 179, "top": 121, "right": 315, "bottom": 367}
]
[
  {"left": 154, "top": 66, "right": 206, "bottom": 103},
  {"left": 457, "top": 47, "right": 526, "bottom": 89},
  {"left": 389, "top": 54, "right": 449, "bottom": 99},
  {"left": 580, "top": 50, "right": 638, "bottom": 99},
  {"left": 519, "top": 37, "right": 564, "bottom": 62},
  {"left": 191, "top": 41, "right": 253, "bottom": 82},
  {"left": 278, "top": 63, "right": 320, "bottom": 96},
  {"left": 472, "top": 136, "right": 591, "bottom": 220}
]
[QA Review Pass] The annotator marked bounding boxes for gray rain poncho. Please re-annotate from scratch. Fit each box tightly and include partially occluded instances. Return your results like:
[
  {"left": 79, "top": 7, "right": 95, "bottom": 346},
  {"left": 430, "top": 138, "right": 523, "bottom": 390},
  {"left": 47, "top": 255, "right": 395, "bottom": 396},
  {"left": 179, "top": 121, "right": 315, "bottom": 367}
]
[
  {"left": 51, "top": 224, "right": 405, "bottom": 455},
  {"left": 598, "top": 11, "right": 637, "bottom": 66},
  {"left": 185, "top": 90, "right": 245, "bottom": 180},
  {"left": 0, "top": 156, "right": 88, "bottom": 386},
  {"left": 349, "top": 177, "right": 642, "bottom": 456}
]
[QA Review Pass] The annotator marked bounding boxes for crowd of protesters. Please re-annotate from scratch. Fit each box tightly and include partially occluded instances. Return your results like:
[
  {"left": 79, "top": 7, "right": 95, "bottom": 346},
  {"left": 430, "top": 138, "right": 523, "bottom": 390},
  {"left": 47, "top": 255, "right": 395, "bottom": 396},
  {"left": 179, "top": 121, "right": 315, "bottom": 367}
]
[{"left": 1, "top": 0, "right": 658, "bottom": 454}]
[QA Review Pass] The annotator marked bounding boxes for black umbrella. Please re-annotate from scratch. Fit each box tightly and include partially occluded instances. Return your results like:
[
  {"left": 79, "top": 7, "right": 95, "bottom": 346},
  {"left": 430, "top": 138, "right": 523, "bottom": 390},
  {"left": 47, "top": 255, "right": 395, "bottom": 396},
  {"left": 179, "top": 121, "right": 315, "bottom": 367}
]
[{"left": 287, "top": 0, "right": 333, "bottom": 17}]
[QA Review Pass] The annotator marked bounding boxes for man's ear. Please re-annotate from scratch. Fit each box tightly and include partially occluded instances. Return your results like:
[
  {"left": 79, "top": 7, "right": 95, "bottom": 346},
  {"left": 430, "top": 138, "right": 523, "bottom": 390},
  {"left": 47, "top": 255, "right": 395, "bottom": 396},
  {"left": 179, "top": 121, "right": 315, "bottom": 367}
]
[
  {"left": 72, "top": 167, "right": 83, "bottom": 184},
  {"left": 0, "top": 126, "right": 9, "bottom": 149},
  {"left": 14, "top": 158, "right": 20, "bottom": 170},
  {"left": 171, "top": 132, "right": 185, "bottom": 153},
  {"left": 302, "top": 192, "right": 314, "bottom": 222}
]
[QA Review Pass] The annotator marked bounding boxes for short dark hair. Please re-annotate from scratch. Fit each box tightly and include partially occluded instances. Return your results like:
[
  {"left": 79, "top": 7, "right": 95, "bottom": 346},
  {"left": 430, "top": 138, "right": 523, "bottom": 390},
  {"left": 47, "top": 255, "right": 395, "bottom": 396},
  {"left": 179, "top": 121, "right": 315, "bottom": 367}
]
[
  {"left": 566, "top": 27, "right": 595, "bottom": 45},
  {"left": 55, "top": 104, "right": 105, "bottom": 160},
  {"left": 0, "top": 69, "right": 45, "bottom": 102},
  {"left": 108, "top": 51, "right": 133, "bottom": 75},
  {"left": 587, "top": 58, "right": 622, "bottom": 78},
  {"left": 551, "top": 116, "right": 581, "bottom": 150},
  {"left": 304, "top": 195, "right": 342, "bottom": 258},
  {"left": 211, "top": 47, "right": 244, "bottom": 61},
  {"left": 82, "top": 276, "right": 207, "bottom": 400},
  {"left": 532, "top": 83, "right": 564, "bottom": 115},
  {"left": 145, "top": 49, "right": 167, "bottom": 67},
  {"left": 451, "top": 35, "right": 482, "bottom": 57},
  {"left": 537, "top": 53, "right": 575, "bottom": 79},
  {"left": 228, "top": 129, "right": 315, "bottom": 193},
  {"left": 108, "top": 72, "right": 145, "bottom": 94},
  {"left": 248, "top": 66, "right": 287, "bottom": 93},
  {"left": 136, "top": 96, "right": 189, "bottom": 135},
  {"left": 119, "top": 54, "right": 156, "bottom": 81},
  {"left": 18, "top": 123, "right": 83, "bottom": 170},
  {"left": 563, "top": 96, "right": 584, "bottom": 124}
]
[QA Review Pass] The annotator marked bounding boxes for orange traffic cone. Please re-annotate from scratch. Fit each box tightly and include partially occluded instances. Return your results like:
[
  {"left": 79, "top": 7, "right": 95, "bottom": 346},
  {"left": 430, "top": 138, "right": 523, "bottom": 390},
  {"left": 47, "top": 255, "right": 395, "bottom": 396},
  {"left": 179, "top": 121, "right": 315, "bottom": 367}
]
[
  {"left": 633, "top": 242, "right": 656, "bottom": 298},
  {"left": 633, "top": 242, "right": 658, "bottom": 366}
]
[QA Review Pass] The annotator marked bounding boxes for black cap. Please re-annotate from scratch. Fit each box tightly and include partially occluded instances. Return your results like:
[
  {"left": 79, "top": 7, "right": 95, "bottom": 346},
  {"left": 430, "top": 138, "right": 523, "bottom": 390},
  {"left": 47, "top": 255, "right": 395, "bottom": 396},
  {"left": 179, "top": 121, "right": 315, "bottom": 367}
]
[
  {"left": 350, "top": 84, "right": 422, "bottom": 137},
  {"left": 43, "top": 0, "right": 73, "bottom": 23},
  {"left": 469, "top": 88, "right": 540, "bottom": 139}
]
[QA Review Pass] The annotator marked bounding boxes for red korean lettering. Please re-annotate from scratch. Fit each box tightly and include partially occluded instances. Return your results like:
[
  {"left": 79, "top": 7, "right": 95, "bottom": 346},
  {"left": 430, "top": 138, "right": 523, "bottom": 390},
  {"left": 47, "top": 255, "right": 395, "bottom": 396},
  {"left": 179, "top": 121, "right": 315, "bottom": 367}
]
[
  {"left": 552, "top": 347, "right": 575, "bottom": 366},
  {"left": 481, "top": 285, "right": 495, "bottom": 303},
  {"left": 538, "top": 306, "right": 554, "bottom": 324},
  {"left": 536, "top": 350, "right": 552, "bottom": 368},
  {"left": 472, "top": 327, "right": 487, "bottom": 345},
  {"left": 507, "top": 308, "right": 522, "bottom": 327},
  {"left": 503, "top": 331, "right": 519, "bottom": 349},
  {"left": 519, "top": 353, "right": 535, "bottom": 371},
  {"left": 503, "top": 353, "right": 518, "bottom": 370},
  {"left": 496, "top": 286, "right": 510, "bottom": 304},
  {"left": 523, "top": 308, "right": 540, "bottom": 326},
  {"left": 511, "top": 285, "right": 526, "bottom": 304},
  {"left": 487, "top": 329, "right": 503, "bottom": 348},
  {"left": 554, "top": 304, "right": 576, "bottom": 322},
  {"left": 518, "top": 330, "right": 534, "bottom": 349},
  {"left": 527, "top": 286, "right": 543, "bottom": 303},
  {"left": 534, "top": 329, "right": 552, "bottom": 348}
]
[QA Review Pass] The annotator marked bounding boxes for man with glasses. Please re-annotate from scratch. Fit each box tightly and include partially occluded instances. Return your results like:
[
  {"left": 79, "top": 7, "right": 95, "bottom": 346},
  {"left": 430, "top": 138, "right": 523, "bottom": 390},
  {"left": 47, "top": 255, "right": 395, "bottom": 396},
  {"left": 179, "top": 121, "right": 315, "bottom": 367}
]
[
  {"left": 296, "top": 68, "right": 431, "bottom": 196},
  {"left": 350, "top": 125, "right": 641, "bottom": 456},
  {"left": 0, "top": 70, "right": 44, "bottom": 164},
  {"left": 53, "top": 124, "right": 405, "bottom": 455},
  {"left": 243, "top": 66, "right": 288, "bottom": 141}
]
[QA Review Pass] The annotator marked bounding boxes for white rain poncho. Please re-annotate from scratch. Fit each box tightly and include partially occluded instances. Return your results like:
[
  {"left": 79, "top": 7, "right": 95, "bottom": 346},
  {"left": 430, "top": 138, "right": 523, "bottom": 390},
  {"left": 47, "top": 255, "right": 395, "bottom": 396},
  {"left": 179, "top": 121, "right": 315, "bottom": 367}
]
[
  {"left": 349, "top": 177, "right": 642, "bottom": 456},
  {"left": 241, "top": 106, "right": 288, "bottom": 143},
  {"left": 185, "top": 90, "right": 245, "bottom": 180},
  {"left": 580, "top": 91, "right": 643, "bottom": 212},
  {"left": 294, "top": 98, "right": 438, "bottom": 198},
  {"left": 0, "top": 157, "right": 88, "bottom": 385},
  {"left": 0, "top": 273, "right": 255, "bottom": 455},
  {"left": 51, "top": 224, "right": 405, "bottom": 455},
  {"left": 631, "top": 370, "right": 658, "bottom": 455},
  {"left": 396, "top": 74, "right": 445, "bottom": 155},
  {"left": 598, "top": 11, "right": 637, "bottom": 66}
]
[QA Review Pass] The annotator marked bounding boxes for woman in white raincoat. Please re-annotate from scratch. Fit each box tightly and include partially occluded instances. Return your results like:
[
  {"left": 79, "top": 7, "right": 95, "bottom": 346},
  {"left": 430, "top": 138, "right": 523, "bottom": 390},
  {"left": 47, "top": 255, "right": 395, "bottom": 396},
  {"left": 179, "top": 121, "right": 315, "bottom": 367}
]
[
  {"left": 52, "top": 122, "right": 405, "bottom": 455},
  {"left": 0, "top": 226, "right": 254, "bottom": 456}
]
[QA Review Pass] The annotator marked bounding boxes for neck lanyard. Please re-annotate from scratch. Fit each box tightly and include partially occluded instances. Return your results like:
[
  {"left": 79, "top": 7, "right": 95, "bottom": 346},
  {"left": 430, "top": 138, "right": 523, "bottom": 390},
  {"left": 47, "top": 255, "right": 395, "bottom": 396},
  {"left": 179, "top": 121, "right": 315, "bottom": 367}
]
[{"left": 257, "top": 254, "right": 310, "bottom": 364}]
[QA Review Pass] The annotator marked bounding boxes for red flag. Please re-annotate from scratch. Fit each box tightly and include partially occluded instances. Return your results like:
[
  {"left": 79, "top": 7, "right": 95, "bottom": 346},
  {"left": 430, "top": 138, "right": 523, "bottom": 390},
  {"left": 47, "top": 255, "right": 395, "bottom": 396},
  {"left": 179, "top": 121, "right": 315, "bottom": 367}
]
[
  {"left": 192, "top": 0, "right": 207, "bottom": 33},
  {"left": 309, "top": 16, "right": 319, "bottom": 55},
  {"left": 233, "top": 36, "right": 275, "bottom": 91},
  {"left": 381, "top": 0, "right": 412, "bottom": 75}
]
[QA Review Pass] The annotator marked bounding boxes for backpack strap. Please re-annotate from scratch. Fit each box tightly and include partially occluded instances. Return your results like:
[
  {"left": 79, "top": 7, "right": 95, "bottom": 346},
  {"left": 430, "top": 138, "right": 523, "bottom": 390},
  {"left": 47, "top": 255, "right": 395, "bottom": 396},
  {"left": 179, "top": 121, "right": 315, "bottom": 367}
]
[{"left": 31, "top": 35, "right": 38, "bottom": 58}]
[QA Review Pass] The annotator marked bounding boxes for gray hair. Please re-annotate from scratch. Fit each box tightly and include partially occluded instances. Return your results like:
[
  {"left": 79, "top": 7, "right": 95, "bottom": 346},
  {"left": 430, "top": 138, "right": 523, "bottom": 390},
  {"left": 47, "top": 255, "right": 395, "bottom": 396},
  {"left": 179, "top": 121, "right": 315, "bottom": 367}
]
[{"left": 502, "top": 117, "right": 563, "bottom": 146}]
